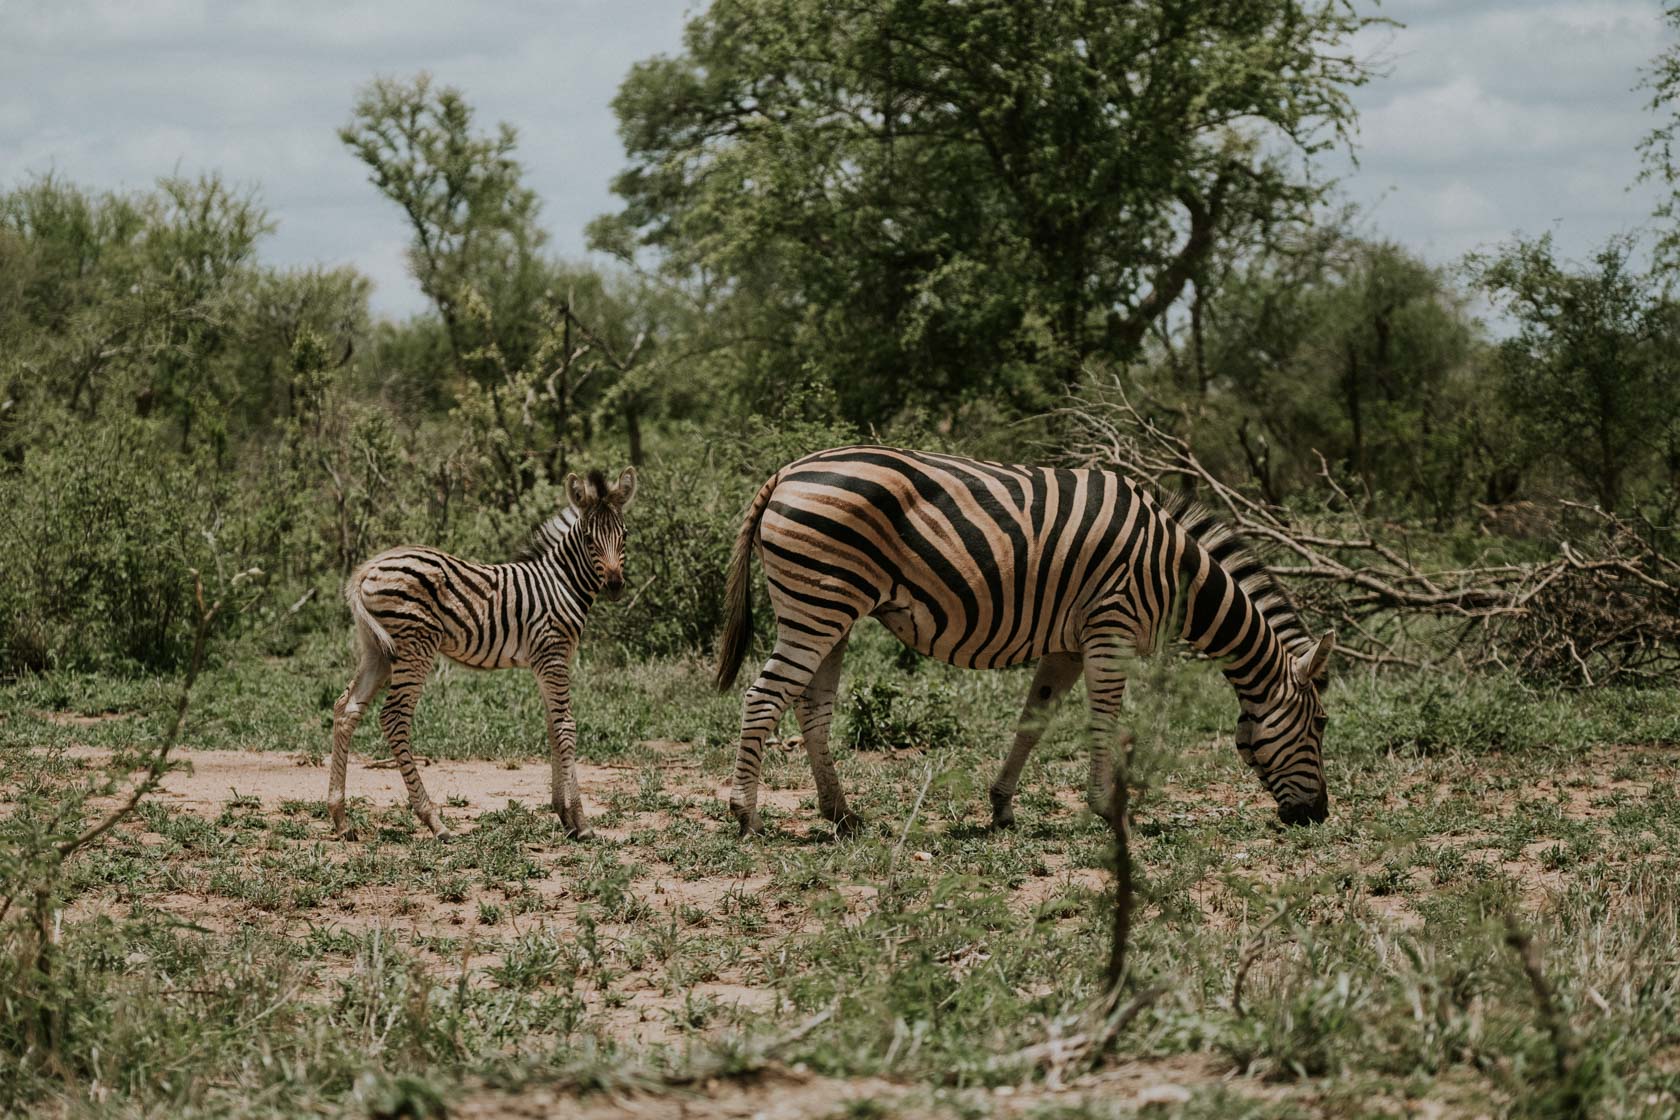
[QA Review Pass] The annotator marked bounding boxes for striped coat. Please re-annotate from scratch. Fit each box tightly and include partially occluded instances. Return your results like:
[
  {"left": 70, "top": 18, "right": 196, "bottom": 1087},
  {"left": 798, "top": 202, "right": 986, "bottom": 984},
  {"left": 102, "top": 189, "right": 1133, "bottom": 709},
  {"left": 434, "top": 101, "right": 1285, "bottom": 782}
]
[
  {"left": 715, "top": 447, "right": 1331, "bottom": 836},
  {"left": 328, "top": 467, "right": 636, "bottom": 840}
]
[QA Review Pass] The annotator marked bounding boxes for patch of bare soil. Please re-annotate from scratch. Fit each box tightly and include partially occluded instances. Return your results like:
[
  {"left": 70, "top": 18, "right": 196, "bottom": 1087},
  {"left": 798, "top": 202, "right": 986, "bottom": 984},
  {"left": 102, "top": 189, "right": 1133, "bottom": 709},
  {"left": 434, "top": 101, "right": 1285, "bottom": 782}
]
[
  {"left": 59, "top": 743, "right": 567, "bottom": 817},
  {"left": 451, "top": 1054, "right": 1267, "bottom": 1120},
  {"left": 33, "top": 709, "right": 134, "bottom": 727},
  {"left": 40, "top": 737, "right": 1680, "bottom": 1063},
  {"left": 47, "top": 744, "right": 1101, "bottom": 1049}
]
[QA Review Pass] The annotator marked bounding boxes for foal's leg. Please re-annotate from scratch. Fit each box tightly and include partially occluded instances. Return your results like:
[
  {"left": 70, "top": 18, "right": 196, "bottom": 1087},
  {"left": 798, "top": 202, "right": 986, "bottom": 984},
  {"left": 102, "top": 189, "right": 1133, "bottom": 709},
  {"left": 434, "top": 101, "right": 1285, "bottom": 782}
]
[
  {"left": 730, "top": 628, "right": 845, "bottom": 837},
  {"left": 794, "top": 634, "right": 859, "bottom": 836},
  {"left": 532, "top": 642, "right": 590, "bottom": 839},
  {"left": 988, "top": 652, "right": 1084, "bottom": 830},
  {"left": 328, "top": 645, "right": 391, "bottom": 839},
  {"left": 377, "top": 636, "right": 452, "bottom": 839}
]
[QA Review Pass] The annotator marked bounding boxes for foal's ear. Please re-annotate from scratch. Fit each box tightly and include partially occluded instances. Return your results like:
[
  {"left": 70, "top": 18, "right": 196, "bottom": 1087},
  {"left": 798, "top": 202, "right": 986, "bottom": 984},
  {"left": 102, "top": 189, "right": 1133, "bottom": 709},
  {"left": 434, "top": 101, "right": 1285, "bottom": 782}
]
[
  {"left": 610, "top": 466, "right": 638, "bottom": 510},
  {"left": 565, "top": 472, "right": 594, "bottom": 512},
  {"left": 1292, "top": 631, "right": 1335, "bottom": 686}
]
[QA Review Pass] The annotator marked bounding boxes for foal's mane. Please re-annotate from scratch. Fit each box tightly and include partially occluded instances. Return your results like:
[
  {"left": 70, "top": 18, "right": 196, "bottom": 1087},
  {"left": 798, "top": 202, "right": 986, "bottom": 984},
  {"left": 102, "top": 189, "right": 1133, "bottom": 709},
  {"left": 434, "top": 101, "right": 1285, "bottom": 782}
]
[
  {"left": 514, "top": 469, "right": 613, "bottom": 562},
  {"left": 518, "top": 507, "right": 578, "bottom": 562}
]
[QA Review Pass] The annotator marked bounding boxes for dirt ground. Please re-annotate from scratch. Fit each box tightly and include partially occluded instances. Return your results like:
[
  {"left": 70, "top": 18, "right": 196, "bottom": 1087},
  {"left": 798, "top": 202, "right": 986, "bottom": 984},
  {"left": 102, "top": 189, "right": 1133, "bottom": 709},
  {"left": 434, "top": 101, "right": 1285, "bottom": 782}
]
[
  {"left": 55, "top": 743, "right": 1108, "bottom": 1045},
  {"left": 33, "top": 737, "right": 1680, "bottom": 1117}
]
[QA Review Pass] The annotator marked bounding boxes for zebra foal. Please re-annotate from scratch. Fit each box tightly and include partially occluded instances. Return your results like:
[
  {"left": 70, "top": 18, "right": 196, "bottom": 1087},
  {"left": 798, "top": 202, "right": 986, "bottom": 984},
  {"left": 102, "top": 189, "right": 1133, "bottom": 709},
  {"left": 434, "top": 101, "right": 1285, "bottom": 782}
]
[
  {"left": 328, "top": 467, "right": 636, "bottom": 840},
  {"left": 715, "top": 446, "right": 1333, "bottom": 837}
]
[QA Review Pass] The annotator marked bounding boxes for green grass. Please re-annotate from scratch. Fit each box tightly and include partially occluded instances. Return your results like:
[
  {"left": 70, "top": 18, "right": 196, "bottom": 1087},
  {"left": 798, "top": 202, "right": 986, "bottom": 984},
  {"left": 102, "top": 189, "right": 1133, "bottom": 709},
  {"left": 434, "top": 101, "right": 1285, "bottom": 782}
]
[{"left": 3, "top": 622, "right": 1680, "bottom": 1116}]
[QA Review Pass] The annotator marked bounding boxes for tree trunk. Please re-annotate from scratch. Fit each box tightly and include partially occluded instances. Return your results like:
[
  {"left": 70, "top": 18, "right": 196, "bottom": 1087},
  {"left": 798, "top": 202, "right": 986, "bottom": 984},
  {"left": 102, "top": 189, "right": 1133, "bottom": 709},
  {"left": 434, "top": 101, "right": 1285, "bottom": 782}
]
[
  {"left": 1344, "top": 342, "right": 1365, "bottom": 483},
  {"left": 626, "top": 399, "right": 644, "bottom": 467}
]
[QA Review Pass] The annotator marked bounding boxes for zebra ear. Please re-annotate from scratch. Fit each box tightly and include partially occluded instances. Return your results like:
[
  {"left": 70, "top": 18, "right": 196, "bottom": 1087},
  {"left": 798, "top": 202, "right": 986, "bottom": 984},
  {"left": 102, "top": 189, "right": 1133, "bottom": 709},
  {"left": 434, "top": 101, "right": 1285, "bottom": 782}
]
[
  {"left": 610, "top": 466, "right": 638, "bottom": 509},
  {"left": 1292, "top": 631, "right": 1335, "bottom": 686},
  {"left": 565, "top": 472, "right": 593, "bottom": 511}
]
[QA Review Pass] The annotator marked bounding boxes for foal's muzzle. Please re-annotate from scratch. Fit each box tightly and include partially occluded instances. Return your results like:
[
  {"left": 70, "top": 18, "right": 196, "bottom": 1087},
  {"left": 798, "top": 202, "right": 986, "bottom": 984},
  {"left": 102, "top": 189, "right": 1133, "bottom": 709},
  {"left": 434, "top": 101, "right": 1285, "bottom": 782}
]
[{"left": 602, "top": 576, "right": 625, "bottom": 601}]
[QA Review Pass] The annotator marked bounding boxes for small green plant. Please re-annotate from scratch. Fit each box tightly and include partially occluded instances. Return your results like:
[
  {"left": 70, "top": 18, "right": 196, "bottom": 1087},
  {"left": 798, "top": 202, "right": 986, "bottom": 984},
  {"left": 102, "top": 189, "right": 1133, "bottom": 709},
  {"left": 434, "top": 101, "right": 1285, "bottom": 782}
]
[{"left": 842, "top": 678, "right": 962, "bottom": 752}]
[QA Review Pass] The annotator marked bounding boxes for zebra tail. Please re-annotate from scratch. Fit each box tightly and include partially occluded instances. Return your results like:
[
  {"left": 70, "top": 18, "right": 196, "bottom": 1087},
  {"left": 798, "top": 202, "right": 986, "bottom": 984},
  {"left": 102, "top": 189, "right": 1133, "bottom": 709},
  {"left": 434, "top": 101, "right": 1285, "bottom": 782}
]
[
  {"left": 345, "top": 562, "right": 396, "bottom": 661},
  {"left": 715, "top": 472, "right": 777, "bottom": 691}
]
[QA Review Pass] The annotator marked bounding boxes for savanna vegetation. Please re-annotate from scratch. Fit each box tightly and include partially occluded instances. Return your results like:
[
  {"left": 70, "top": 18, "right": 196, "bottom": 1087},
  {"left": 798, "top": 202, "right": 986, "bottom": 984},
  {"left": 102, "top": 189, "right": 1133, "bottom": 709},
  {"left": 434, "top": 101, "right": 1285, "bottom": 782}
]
[{"left": 4, "top": 1, "right": 1680, "bottom": 1116}]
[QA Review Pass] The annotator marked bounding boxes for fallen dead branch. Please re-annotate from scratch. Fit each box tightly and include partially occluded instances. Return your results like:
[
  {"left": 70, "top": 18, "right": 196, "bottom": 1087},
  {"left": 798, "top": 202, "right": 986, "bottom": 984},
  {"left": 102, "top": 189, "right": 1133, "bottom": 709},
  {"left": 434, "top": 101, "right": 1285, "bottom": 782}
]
[{"left": 1058, "top": 376, "right": 1680, "bottom": 685}]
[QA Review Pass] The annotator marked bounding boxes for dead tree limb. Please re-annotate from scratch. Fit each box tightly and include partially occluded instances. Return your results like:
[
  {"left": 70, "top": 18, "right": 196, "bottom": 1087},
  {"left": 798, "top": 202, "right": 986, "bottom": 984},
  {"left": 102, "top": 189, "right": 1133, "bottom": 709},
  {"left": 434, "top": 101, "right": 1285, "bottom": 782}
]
[{"left": 1057, "top": 376, "right": 1680, "bottom": 685}]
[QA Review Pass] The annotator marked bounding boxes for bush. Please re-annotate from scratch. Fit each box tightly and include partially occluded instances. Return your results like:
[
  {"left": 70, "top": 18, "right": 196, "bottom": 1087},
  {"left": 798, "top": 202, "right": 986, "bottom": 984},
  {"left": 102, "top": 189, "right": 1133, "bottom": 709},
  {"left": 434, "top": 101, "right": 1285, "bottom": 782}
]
[
  {"left": 592, "top": 409, "right": 860, "bottom": 661},
  {"left": 841, "top": 677, "right": 962, "bottom": 752},
  {"left": 0, "top": 418, "right": 236, "bottom": 672}
]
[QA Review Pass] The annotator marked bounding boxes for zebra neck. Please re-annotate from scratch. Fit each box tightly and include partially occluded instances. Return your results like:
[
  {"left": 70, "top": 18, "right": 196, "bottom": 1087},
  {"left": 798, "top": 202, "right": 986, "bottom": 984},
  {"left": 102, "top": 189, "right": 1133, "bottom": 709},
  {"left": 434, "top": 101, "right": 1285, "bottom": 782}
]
[
  {"left": 1174, "top": 535, "right": 1293, "bottom": 711},
  {"left": 537, "top": 531, "right": 602, "bottom": 604}
]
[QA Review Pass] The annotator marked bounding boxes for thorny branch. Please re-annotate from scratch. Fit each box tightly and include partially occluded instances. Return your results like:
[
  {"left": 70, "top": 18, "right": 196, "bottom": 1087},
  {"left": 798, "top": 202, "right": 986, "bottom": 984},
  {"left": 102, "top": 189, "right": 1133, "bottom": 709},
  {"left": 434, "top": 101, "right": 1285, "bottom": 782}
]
[{"left": 1058, "top": 376, "right": 1680, "bottom": 686}]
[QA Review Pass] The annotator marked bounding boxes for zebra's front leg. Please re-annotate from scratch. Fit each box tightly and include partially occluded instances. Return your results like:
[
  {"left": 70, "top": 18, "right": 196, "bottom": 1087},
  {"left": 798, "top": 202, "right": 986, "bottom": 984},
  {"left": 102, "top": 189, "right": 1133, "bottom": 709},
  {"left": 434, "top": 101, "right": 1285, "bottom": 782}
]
[
  {"left": 377, "top": 641, "right": 452, "bottom": 840},
  {"left": 796, "top": 635, "right": 860, "bottom": 837},
  {"left": 730, "top": 640, "right": 825, "bottom": 838},
  {"left": 533, "top": 646, "right": 591, "bottom": 840},
  {"left": 1080, "top": 640, "right": 1132, "bottom": 823},
  {"left": 989, "top": 652, "right": 1083, "bottom": 830}
]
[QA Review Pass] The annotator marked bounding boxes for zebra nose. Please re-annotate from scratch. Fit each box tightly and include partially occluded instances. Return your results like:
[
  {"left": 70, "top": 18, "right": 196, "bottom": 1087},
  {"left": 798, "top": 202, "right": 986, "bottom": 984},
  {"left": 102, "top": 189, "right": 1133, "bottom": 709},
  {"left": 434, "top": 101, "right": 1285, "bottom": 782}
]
[
  {"left": 603, "top": 576, "right": 625, "bottom": 601},
  {"left": 1278, "top": 790, "right": 1329, "bottom": 827}
]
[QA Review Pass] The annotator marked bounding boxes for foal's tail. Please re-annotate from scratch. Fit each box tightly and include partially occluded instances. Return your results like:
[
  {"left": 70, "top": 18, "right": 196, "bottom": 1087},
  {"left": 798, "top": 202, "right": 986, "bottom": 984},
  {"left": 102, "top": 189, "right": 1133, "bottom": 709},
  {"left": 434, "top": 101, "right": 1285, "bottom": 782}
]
[
  {"left": 714, "top": 473, "right": 779, "bottom": 691},
  {"left": 345, "top": 559, "right": 396, "bottom": 663}
]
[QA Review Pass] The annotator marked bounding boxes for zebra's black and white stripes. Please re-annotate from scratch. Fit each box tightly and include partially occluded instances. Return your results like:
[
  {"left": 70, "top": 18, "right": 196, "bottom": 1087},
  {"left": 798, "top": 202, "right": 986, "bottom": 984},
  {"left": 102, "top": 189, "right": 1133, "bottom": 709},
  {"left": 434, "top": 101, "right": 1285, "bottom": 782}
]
[
  {"left": 329, "top": 467, "right": 636, "bottom": 840},
  {"left": 714, "top": 446, "right": 1332, "bottom": 836}
]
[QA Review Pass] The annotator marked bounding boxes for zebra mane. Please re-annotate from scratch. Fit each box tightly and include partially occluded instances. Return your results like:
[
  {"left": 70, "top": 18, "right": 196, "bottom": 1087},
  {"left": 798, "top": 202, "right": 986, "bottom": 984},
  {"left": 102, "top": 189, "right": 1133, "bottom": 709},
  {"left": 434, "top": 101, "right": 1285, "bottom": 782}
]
[
  {"left": 1156, "top": 490, "right": 1310, "bottom": 654},
  {"left": 518, "top": 506, "right": 580, "bottom": 562}
]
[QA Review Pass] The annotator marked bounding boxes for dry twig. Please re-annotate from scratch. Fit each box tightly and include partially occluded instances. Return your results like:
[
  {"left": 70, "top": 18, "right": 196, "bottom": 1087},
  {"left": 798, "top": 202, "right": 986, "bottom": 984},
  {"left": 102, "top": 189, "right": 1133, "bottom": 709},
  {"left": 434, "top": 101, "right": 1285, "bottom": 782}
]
[{"left": 1058, "top": 376, "right": 1680, "bottom": 685}]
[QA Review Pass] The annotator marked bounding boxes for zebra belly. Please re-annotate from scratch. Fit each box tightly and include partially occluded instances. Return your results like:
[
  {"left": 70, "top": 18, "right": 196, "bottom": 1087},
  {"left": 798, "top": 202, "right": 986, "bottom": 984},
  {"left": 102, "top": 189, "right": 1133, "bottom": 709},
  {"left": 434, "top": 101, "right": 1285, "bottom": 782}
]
[
  {"left": 869, "top": 599, "right": 1071, "bottom": 670},
  {"left": 441, "top": 644, "right": 528, "bottom": 671}
]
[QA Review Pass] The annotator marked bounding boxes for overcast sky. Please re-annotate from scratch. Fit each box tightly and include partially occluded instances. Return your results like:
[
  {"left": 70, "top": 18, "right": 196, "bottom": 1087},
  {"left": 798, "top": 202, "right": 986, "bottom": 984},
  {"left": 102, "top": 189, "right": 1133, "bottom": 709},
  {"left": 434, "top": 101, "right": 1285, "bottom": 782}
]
[{"left": 0, "top": 1, "right": 1670, "bottom": 318}]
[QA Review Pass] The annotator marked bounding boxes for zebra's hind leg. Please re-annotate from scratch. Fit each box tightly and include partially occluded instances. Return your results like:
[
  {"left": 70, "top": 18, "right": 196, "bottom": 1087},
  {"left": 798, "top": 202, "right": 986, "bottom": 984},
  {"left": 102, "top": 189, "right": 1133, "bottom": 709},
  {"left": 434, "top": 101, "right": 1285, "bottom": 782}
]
[
  {"left": 988, "top": 652, "right": 1083, "bottom": 831},
  {"left": 377, "top": 637, "right": 453, "bottom": 840},
  {"left": 328, "top": 645, "right": 392, "bottom": 840},
  {"left": 795, "top": 634, "right": 860, "bottom": 838},
  {"left": 730, "top": 633, "right": 841, "bottom": 838},
  {"left": 1079, "top": 637, "right": 1132, "bottom": 823}
]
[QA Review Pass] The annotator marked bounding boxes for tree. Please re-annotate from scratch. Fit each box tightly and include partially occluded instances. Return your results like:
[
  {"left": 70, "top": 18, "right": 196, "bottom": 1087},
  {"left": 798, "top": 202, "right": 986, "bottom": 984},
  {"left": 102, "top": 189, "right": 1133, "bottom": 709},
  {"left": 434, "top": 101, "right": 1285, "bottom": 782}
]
[
  {"left": 1139, "top": 222, "right": 1494, "bottom": 520},
  {"left": 592, "top": 0, "right": 1379, "bottom": 426},
  {"left": 340, "top": 73, "right": 548, "bottom": 383},
  {"left": 1638, "top": 3, "right": 1680, "bottom": 270},
  {"left": 0, "top": 174, "right": 270, "bottom": 456},
  {"left": 1473, "top": 235, "right": 1679, "bottom": 512}
]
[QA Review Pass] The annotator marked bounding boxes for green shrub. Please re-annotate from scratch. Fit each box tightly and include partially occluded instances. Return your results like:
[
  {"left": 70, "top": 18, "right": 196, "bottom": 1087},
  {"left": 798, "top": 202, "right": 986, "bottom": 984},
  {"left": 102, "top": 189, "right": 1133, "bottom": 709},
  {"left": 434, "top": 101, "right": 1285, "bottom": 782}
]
[
  {"left": 592, "top": 409, "right": 860, "bottom": 661},
  {"left": 841, "top": 677, "right": 962, "bottom": 752},
  {"left": 0, "top": 418, "right": 234, "bottom": 672}
]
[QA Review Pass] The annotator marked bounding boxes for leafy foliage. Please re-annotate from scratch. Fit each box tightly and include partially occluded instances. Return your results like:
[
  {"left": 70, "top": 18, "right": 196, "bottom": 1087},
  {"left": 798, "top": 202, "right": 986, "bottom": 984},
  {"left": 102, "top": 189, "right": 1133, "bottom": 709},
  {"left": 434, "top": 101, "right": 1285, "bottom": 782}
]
[
  {"left": 592, "top": 0, "right": 1379, "bottom": 425},
  {"left": 1472, "top": 234, "right": 1680, "bottom": 513}
]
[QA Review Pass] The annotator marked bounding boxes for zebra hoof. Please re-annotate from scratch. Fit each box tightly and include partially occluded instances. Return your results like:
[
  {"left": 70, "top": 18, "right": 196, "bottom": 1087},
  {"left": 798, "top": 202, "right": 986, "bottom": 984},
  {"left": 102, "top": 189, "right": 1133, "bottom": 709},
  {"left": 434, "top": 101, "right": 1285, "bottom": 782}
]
[
  {"left": 567, "top": 825, "right": 595, "bottom": 841},
  {"left": 331, "top": 826, "right": 359, "bottom": 842},
  {"left": 988, "top": 789, "right": 1017, "bottom": 831},
  {"left": 733, "top": 810, "right": 764, "bottom": 838},
  {"left": 833, "top": 812, "right": 865, "bottom": 839}
]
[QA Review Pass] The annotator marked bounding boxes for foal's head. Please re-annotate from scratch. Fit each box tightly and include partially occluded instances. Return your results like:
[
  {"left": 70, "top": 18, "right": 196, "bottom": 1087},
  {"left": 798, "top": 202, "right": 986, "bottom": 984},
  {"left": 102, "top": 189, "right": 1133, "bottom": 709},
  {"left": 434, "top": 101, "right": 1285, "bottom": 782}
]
[{"left": 566, "top": 467, "right": 637, "bottom": 601}]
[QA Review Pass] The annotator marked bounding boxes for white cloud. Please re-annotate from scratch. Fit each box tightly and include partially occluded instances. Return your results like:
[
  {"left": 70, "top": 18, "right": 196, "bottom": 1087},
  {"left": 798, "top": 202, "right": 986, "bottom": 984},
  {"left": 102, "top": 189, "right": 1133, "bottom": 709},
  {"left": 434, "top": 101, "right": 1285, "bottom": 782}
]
[{"left": 1334, "top": 0, "right": 1669, "bottom": 273}]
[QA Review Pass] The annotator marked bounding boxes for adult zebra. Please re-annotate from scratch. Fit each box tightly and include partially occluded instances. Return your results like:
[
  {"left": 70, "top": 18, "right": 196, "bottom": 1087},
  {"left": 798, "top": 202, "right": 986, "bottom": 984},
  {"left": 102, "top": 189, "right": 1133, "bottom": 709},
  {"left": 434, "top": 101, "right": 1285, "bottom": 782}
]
[
  {"left": 329, "top": 467, "right": 636, "bottom": 841},
  {"left": 715, "top": 447, "right": 1332, "bottom": 837}
]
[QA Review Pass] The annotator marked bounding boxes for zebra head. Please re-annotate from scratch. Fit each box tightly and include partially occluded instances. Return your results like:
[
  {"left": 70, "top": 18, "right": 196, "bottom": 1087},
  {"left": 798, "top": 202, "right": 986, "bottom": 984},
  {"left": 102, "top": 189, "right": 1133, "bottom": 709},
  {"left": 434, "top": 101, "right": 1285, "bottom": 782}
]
[
  {"left": 565, "top": 466, "right": 638, "bottom": 601},
  {"left": 1237, "top": 631, "right": 1334, "bottom": 826}
]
